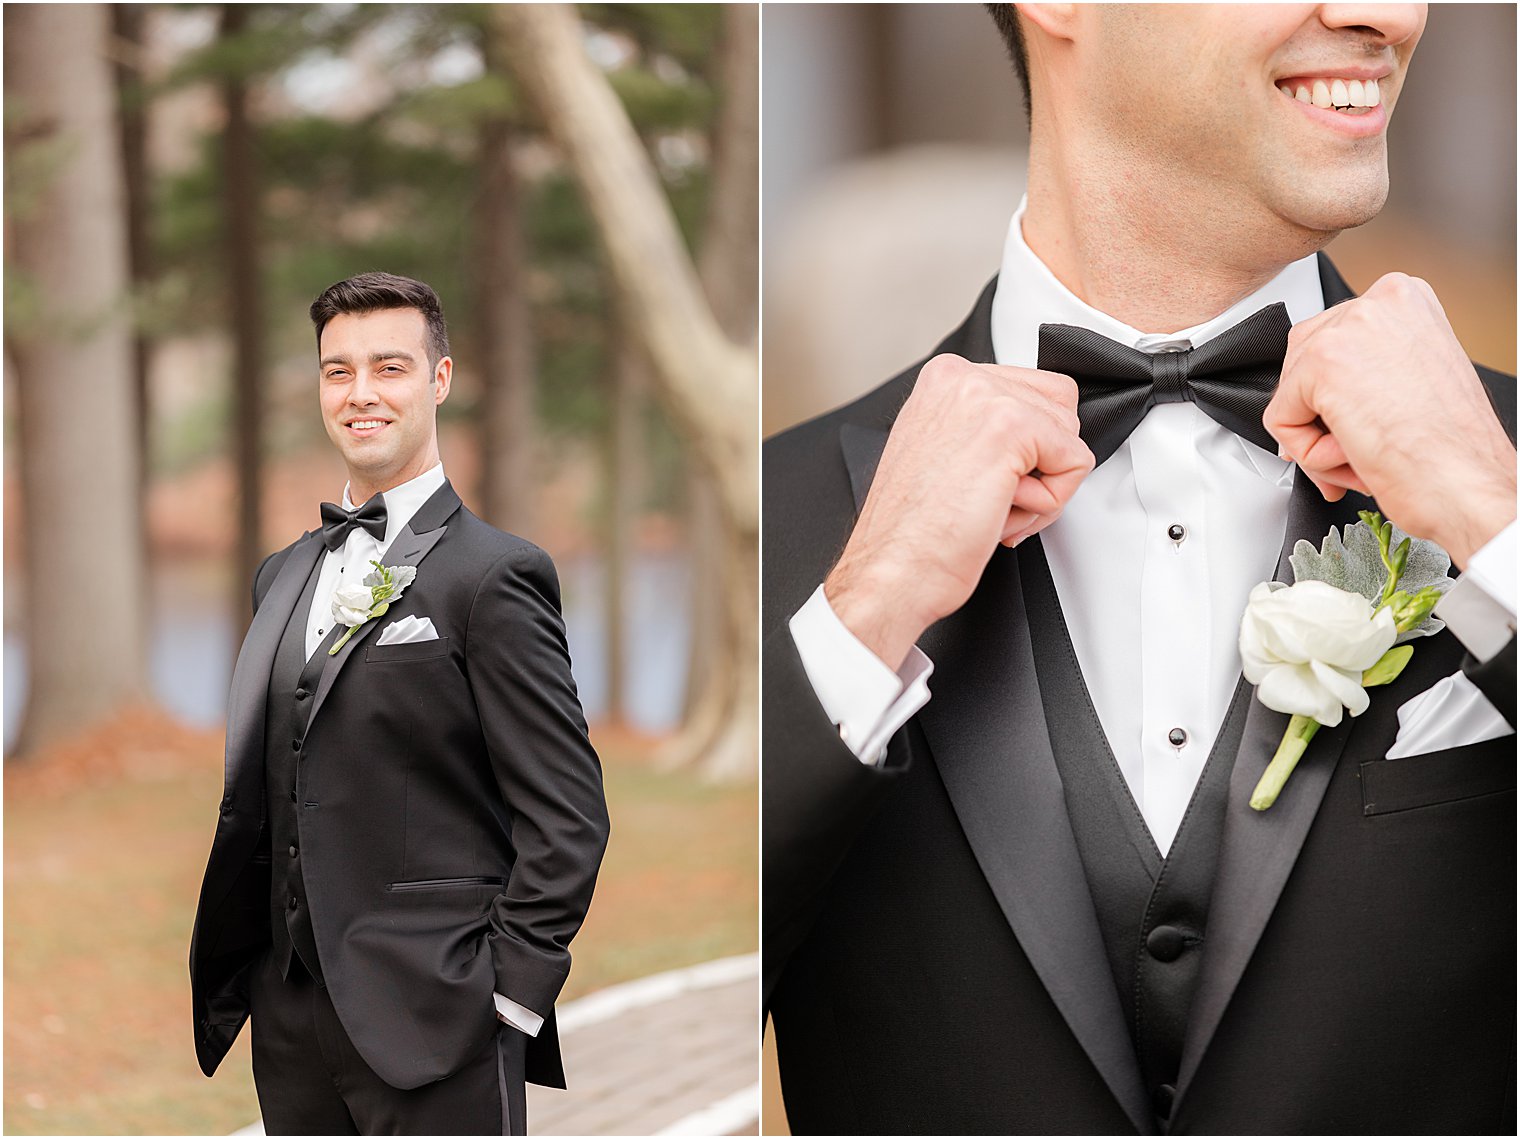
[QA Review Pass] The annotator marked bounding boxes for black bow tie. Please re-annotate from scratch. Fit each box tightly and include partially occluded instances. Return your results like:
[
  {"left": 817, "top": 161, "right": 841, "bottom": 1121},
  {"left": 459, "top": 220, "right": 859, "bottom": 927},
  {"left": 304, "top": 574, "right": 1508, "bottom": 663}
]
[
  {"left": 319, "top": 497, "right": 387, "bottom": 552},
  {"left": 1037, "top": 302, "right": 1292, "bottom": 468}
]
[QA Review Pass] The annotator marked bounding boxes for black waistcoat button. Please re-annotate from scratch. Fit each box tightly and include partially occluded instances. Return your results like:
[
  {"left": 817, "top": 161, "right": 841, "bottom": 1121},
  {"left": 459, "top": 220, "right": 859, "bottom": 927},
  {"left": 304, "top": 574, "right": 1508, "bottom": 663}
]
[
  {"left": 1146, "top": 924, "right": 1187, "bottom": 962},
  {"left": 1154, "top": 1083, "right": 1176, "bottom": 1119}
]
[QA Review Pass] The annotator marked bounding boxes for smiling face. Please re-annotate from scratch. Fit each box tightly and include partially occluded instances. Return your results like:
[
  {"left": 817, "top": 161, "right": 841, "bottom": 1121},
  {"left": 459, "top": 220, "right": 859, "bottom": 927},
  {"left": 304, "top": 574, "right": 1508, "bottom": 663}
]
[
  {"left": 1057, "top": 4, "right": 1426, "bottom": 238},
  {"left": 318, "top": 308, "right": 451, "bottom": 503}
]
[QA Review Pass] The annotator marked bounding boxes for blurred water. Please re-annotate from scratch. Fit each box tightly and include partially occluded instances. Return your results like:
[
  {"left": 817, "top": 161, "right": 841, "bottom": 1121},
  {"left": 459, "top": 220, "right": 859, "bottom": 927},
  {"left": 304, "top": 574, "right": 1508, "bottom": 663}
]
[{"left": 4, "top": 552, "right": 691, "bottom": 752}]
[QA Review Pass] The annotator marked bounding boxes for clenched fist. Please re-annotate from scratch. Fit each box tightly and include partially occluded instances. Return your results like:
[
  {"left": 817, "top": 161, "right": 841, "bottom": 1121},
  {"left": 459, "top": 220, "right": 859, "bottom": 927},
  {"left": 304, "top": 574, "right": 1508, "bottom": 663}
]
[
  {"left": 1265, "top": 272, "right": 1516, "bottom": 568},
  {"left": 825, "top": 353, "right": 1095, "bottom": 670}
]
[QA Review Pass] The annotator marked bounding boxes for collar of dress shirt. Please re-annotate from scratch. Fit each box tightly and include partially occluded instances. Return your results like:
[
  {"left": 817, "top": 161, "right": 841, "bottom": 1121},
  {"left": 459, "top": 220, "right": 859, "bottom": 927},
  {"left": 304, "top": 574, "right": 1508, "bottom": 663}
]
[
  {"left": 990, "top": 194, "right": 1326, "bottom": 366},
  {"left": 990, "top": 194, "right": 1322, "bottom": 483},
  {"left": 340, "top": 462, "right": 446, "bottom": 549}
]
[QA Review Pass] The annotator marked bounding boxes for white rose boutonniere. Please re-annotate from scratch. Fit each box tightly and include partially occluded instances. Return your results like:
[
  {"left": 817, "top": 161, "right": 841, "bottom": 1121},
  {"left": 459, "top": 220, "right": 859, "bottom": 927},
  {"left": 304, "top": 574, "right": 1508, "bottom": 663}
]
[
  {"left": 1242, "top": 511, "right": 1449, "bottom": 810},
  {"left": 328, "top": 560, "right": 417, "bottom": 655}
]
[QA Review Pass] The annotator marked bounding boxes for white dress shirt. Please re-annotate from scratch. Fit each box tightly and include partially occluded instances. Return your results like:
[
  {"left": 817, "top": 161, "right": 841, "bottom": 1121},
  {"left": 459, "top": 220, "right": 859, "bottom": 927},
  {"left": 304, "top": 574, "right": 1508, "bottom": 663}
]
[
  {"left": 791, "top": 197, "right": 1514, "bottom": 857},
  {"left": 305, "top": 463, "right": 447, "bottom": 659},
  {"left": 308, "top": 462, "right": 542, "bottom": 1038}
]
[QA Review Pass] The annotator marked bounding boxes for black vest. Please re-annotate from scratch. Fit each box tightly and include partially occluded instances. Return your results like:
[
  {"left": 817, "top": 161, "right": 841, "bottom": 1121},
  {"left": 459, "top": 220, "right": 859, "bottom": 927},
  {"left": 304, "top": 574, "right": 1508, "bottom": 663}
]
[
  {"left": 264, "top": 554, "right": 340, "bottom": 983},
  {"left": 1021, "top": 539, "right": 1249, "bottom": 1130}
]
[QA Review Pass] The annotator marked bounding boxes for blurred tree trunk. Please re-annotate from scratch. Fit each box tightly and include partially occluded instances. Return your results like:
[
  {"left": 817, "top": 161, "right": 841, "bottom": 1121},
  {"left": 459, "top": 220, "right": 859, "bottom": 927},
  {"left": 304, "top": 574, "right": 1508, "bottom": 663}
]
[
  {"left": 5, "top": 5, "right": 148, "bottom": 755},
  {"left": 699, "top": 4, "right": 760, "bottom": 343},
  {"left": 112, "top": 4, "right": 153, "bottom": 579},
  {"left": 496, "top": 4, "right": 758, "bottom": 781},
  {"left": 683, "top": 3, "right": 760, "bottom": 726},
  {"left": 474, "top": 27, "right": 536, "bottom": 534},
  {"left": 220, "top": 4, "right": 264, "bottom": 629},
  {"left": 604, "top": 303, "right": 646, "bottom": 727}
]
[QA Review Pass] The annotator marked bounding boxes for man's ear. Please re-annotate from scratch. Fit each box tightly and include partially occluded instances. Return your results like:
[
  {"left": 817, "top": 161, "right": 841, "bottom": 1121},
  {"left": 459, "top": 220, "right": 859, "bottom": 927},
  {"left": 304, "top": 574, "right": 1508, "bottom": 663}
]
[
  {"left": 1017, "top": 3, "right": 1079, "bottom": 44},
  {"left": 433, "top": 356, "right": 452, "bottom": 405}
]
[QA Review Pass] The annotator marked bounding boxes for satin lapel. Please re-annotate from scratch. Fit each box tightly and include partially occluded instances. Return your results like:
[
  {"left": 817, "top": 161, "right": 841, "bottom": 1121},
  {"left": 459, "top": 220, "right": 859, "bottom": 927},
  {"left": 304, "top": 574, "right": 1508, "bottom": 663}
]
[
  {"left": 303, "top": 482, "right": 460, "bottom": 732},
  {"left": 1175, "top": 472, "right": 1374, "bottom": 1104},
  {"left": 224, "top": 532, "right": 325, "bottom": 797},
  {"left": 840, "top": 419, "right": 1155, "bottom": 1135}
]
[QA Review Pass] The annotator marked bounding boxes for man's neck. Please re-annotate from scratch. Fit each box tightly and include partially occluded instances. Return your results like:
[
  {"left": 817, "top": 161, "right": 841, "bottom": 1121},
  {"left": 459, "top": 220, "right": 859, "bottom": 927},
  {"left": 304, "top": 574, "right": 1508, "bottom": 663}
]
[
  {"left": 347, "top": 453, "right": 440, "bottom": 507},
  {"left": 1021, "top": 145, "right": 1332, "bottom": 333}
]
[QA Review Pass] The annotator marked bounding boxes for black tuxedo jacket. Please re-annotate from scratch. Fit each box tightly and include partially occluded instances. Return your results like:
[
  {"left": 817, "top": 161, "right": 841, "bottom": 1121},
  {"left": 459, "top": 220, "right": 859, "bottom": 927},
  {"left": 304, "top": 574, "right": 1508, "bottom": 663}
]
[
  {"left": 190, "top": 480, "right": 609, "bottom": 1091},
  {"left": 763, "top": 256, "right": 1517, "bottom": 1134}
]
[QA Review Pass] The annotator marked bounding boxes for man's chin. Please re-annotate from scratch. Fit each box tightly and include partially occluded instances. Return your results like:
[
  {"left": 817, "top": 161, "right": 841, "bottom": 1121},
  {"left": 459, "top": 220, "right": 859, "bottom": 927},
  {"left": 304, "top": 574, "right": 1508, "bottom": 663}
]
[{"left": 1277, "top": 174, "right": 1390, "bottom": 235}]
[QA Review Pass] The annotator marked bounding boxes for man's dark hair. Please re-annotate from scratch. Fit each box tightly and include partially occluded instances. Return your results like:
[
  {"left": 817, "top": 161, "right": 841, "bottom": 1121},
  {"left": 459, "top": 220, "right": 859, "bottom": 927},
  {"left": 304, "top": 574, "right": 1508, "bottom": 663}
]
[
  {"left": 309, "top": 271, "right": 450, "bottom": 372},
  {"left": 985, "top": 4, "right": 1032, "bottom": 124}
]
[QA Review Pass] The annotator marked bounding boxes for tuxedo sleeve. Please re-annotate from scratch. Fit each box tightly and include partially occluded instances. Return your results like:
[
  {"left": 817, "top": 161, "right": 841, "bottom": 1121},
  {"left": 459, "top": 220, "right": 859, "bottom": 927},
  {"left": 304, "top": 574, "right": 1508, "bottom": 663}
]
[
  {"left": 1446, "top": 520, "right": 1518, "bottom": 726},
  {"left": 251, "top": 548, "right": 284, "bottom": 613},
  {"left": 466, "top": 544, "right": 610, "bottom": 1022},
  {"left": 763, "top": 623, "right": 911, "bottom": 1007}
]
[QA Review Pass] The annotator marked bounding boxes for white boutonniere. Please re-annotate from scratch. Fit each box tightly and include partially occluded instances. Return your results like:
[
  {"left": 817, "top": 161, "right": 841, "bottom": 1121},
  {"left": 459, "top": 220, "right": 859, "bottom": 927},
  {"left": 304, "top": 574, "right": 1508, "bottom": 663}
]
[
  {"left": 1240, "top": 511, "right": 1450, "bottom": 810},
  {"left": 329, "top": 561, "right": 417, "bottom": 655}
]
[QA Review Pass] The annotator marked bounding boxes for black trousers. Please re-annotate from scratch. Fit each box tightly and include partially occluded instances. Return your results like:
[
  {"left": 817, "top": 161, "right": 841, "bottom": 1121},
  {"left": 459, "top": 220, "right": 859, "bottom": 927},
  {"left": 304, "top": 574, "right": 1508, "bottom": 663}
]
[{"left": 248, "top": 949, "right": 527, "bottom": 1136}]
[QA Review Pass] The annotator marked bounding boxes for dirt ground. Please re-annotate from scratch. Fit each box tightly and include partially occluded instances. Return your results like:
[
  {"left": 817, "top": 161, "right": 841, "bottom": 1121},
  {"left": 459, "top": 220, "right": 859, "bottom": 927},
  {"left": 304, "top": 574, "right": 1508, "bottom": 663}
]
[{"left": 4, "top": 707, "right": 757, "bottom": 1136}]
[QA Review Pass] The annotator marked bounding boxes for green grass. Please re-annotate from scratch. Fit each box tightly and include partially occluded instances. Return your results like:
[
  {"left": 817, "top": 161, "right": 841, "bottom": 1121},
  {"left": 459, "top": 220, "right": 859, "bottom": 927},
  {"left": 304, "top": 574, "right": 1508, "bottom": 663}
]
[{"left": 4, "top": 737, "right": 756, "bottom": 1135}]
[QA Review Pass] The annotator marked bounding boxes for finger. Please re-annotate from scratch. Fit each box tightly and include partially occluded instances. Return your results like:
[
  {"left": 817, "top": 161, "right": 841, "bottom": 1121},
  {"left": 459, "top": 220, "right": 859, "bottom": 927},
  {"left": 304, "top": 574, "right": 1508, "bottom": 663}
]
[
  {"left": 1267, "top": 414, "right": 1328, "bottom": 466},
  {"left": 1310, "top": 463, "right": 1371, "bottom": 496},
  {"left": 1001, "top": 506, "right": 1040, "bottom": 543},
  {"left": 1295, "top": 434, "right": 1370, "bottom": 494},
  {"left": 1012, "top": 472, "right": 1061, "bottom": 515},
  {"left": 1000, "top": 512, "right": 1057, "bottom": 548},
  {"left": 1299, "top": 431, "right": 1349, "bottom": 472},
  {"left": 1030, "top": 438, "right": 1095, "bottom": 512},
  {"left": 985, "top": 364, "right": 1081, "bottom": 408},
  {"left": 1264, "top": 358, "right": 1325, "bottom": 457},
  {"left": 1302, "top": 469, "right": 1347, "bottom": 502}
]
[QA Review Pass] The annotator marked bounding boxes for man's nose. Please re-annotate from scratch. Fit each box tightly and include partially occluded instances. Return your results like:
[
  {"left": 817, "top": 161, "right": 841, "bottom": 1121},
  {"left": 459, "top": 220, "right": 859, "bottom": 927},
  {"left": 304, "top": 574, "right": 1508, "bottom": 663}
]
[
  {"left": 349, "top": 369, "right": 380, "bottom": 404},
  {"left": 1318, "top": 4, "right": 1426, "bottom": 48}
]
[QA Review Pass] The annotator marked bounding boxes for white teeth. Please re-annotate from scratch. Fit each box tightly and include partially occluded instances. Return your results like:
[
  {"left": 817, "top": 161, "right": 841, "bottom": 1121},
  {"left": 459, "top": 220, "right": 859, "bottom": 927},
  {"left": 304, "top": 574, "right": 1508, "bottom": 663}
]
[
  {"left": 350, "top": 420, "right": 384, "bottom": 430},
  {"left": 1282, "top": 76, "right": 1383, "bottom": 112}
]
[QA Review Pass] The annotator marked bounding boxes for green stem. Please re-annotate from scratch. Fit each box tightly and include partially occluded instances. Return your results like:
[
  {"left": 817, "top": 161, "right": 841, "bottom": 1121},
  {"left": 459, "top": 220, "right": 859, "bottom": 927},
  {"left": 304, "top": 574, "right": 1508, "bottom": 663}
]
[
  {"left": 1250, "top": 714, "right": 1322, "bottom": 811},
  {"left": 329, "top": 622, "right": 361, "bottom": 656}
]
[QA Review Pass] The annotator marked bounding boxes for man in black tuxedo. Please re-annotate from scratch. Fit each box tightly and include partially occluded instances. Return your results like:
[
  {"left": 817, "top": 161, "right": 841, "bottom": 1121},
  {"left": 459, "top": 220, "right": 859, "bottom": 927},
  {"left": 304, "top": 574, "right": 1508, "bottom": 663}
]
[
  {"left": 190, "top": 272, "right": 609, "bottom": 1134},
  {"left": 765, "top": 5, "right": 1515, "bottom": 1134}
]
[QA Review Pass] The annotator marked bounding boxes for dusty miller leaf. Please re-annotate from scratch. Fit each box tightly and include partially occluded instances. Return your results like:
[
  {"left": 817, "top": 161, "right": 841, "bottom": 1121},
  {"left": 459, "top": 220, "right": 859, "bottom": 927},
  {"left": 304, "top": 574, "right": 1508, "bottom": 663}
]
[{"left": 1289, "top": 519, "right": 1451, "bottom": 642}]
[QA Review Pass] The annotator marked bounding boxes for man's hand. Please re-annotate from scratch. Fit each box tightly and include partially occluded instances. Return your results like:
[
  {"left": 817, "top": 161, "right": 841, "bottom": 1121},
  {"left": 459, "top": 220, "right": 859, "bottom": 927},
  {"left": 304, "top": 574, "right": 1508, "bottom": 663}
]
[
  {"left": 1265, "top": 273, "right": 1517, "bottom": 569},
  {"left": 825, "top": 353, "right": 1094, "bottom": 671}
]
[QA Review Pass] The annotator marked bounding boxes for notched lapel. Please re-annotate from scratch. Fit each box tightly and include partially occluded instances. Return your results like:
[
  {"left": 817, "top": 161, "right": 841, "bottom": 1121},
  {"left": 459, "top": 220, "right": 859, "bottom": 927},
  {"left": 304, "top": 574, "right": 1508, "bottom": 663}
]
[
  {"left": 224, "top": 532, "right": 325, "bottom": 799},
  {"left": 840, "top": 423, "right": 888, "bottom": 514},
  {"left": 303, "top": 481, "right": 461, "bottom": 732},
  {"left": 918, "top": 548, "right": 1154, "bottom": 1135},
  {"left": 838, "top": 416, "right": 1155, "bottom": 1135},
  {"left": 1175, "top": 472, "right": 1373, "bottom": 1107}
]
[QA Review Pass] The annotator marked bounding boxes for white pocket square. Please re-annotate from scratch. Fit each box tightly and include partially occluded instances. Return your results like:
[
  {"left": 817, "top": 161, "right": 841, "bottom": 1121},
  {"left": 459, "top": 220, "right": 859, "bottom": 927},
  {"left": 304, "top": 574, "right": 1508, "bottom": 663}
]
[
  {"left": 1385, "top": 670, "right": 1512, "bottom": 759},
  {"left": 376, "top": 615, "right": 439, "bottom": 646}
]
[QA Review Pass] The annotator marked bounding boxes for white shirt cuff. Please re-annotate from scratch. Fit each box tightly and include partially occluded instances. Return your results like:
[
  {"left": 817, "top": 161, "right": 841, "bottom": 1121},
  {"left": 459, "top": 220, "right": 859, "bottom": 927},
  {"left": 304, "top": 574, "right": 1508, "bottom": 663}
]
[
  {"left": 788, "top": 584, "right": 934, "bottom": 766},
  {"left": 493, "top": 992, "right": 543, "bottom": 1037},
  {"left": 1435, "top": 520, "right": 1518, "bottom": 663}
]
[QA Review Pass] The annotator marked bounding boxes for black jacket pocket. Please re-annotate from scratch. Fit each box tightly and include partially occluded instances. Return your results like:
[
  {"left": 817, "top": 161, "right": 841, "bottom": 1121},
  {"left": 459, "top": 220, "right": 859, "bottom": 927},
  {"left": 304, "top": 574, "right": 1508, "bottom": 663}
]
[
  {"left": 386, "top": 875, "right": 504, "bottom": 892},
  {"left": 366, "top": 635, "right": 449, "bottom": 664},
  {"left": 1361, "top": 734, "right": 1516, "bottom": 816}
]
